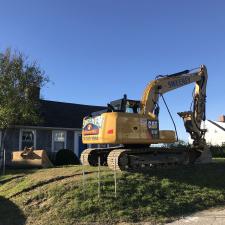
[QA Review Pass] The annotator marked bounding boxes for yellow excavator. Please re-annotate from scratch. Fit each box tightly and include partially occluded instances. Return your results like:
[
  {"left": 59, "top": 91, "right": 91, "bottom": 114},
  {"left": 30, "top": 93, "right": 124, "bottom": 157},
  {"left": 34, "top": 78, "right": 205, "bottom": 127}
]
[{"left": 81, "top": 65, "right": 212, "bottom": 171}]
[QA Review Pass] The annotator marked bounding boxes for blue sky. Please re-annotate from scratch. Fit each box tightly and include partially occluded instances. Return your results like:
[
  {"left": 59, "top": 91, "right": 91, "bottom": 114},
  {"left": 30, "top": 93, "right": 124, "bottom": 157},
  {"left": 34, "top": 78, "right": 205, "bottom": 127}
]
[{"left": 0, "top": 0, "right": 225, "bottom": 140}]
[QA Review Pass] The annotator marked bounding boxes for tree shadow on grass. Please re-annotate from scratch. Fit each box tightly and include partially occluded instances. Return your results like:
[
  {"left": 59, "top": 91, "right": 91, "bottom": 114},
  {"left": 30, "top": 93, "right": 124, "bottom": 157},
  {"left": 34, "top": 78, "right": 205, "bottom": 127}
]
[
  {"left": 0, "top": 196, "right": 26, "bottom": 225},
  {"left": 0, "top": 175, "right": 25, "bottom": 185},
  {"left": 116, "top": 162, "right": 225, "bottom": 221},
  {"left": 141, "top": 162, "right": 225, "bottom": 191}
]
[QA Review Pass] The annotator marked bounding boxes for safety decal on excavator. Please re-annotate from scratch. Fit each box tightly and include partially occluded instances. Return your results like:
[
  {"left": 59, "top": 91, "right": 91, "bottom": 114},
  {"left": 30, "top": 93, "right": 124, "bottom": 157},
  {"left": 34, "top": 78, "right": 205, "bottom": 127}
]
[
  {"left": 83, "top": 116, "right": 103, "bottom": 135},
  {"left": 147, "top": 120, "right": 159, "bottom": 139},
  {"left": 83, "top": 123, "right": 99, "bottom": 135}
]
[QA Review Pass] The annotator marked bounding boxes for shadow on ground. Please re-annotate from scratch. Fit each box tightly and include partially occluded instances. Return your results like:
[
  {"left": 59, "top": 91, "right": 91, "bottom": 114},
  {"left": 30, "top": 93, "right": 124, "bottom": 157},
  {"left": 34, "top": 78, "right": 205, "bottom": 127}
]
[
  {"left": 113, "top": 162, "right": 225, "bottom": 222},
  {"left": 141, "top": 162, "right": 225, "bottom": 190},
  {"left": 0, "top": 175, "right": 25, "bottom": 185},
  {"left": 0, "top": 196, "right": 26, "bottom": 225}
]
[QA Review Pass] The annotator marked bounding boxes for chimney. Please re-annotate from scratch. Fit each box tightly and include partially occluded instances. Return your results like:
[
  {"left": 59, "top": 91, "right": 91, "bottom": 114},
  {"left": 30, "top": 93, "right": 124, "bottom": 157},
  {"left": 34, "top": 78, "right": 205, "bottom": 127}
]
[
  {"left": 25, "top": 86, "right": 40, "bottom": 100},
  {"left": 218, "top": 115, "right": 225, "bottom": 123}
]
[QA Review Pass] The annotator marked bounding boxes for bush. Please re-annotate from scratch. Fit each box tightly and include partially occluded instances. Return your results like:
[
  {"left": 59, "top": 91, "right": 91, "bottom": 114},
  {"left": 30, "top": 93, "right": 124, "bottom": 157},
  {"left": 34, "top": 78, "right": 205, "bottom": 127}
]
[
  {"left": 209, "top": 145, "right": 225, "bottom": 158},
  {"left": 54, "top": 149, "right": 80, "bottom": 166}
]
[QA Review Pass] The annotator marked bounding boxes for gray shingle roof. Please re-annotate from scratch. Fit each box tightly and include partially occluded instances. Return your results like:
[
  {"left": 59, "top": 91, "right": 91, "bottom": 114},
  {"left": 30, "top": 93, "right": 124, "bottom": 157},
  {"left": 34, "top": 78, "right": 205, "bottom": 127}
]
[{"left": 39, "top": 100, "right": 106, "bottom": 128}]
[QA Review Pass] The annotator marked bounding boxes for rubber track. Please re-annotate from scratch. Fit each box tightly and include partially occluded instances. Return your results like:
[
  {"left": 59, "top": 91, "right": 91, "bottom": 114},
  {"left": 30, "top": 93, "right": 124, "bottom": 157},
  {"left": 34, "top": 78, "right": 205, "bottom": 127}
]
[
  {"left": 80, "top": 149, "right": 95, "bottom": 166},
  {"left": 80, "top": 147, "right": 123, "bottom": 166},
  {"left": 107, "top": 148, "right": 188, "bottom": 171}
]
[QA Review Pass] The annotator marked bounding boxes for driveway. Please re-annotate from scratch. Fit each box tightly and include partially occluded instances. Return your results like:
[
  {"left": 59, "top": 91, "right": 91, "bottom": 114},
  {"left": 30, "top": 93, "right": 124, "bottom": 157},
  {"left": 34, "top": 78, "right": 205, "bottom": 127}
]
[{"left": 167, "top": 207, "right": 225, "bottom": 225}]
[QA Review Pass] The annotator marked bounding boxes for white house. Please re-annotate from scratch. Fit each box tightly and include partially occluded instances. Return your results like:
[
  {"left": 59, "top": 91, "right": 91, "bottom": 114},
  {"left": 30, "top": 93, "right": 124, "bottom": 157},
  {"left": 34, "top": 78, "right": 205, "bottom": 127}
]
[
  {"left": 188, "top": 115, "right": 225, "bottom": 146},
  {"left": 200, "top": 115, "right": 225, "bottom": 146}
]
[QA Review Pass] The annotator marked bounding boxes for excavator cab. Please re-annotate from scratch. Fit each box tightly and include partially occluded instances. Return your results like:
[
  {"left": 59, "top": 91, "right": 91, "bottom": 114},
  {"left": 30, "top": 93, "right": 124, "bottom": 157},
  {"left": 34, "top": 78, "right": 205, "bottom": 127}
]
[
  {"left": 90, "top": 95, "right": 141, "bottom": 117},
  {"left": 108, "top": 94, "right": 141, "bottom": 113}
]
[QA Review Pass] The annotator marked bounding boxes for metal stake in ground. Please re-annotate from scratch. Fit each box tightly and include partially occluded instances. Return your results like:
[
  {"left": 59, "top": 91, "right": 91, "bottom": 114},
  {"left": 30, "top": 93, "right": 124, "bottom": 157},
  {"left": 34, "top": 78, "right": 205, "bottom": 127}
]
[
  {"left": 82, "top": 154, "right": 86, "bottom": 200},
  {"left": 0, "top": 150, "right": 2, "bottom": 171},
  {"left": 114, "top": 157, "right": 117, "bottom": 198},
  {"left": 98, "top": 156, "right": 101, "bottom": 198},
  {"left": 2, "top": 149, "right": 5, "bottom": 175}
]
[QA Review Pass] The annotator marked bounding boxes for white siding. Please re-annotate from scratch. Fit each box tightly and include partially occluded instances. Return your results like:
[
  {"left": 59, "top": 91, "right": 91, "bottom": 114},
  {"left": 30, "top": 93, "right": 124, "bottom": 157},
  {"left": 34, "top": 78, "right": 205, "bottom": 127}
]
[
  {"left": 188, "top": 120, "right": 225, "bottom": 146},
  {"left": 204, "top": 120, "right": 225, "bottom": 146}
]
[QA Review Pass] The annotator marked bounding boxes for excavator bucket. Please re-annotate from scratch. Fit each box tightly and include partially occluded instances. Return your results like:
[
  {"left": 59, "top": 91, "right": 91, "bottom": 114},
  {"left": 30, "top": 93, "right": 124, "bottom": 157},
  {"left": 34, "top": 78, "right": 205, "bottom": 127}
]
[{"left": 11, "top": 148, "right": 53, "bottom": 168}]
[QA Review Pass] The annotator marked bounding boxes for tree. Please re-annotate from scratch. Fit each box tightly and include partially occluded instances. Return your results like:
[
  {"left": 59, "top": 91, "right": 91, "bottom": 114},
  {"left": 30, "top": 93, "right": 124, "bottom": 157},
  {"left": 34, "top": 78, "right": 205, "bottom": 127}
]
[{"left": 0, "top": 48, "right": 48, "bottom": 158}]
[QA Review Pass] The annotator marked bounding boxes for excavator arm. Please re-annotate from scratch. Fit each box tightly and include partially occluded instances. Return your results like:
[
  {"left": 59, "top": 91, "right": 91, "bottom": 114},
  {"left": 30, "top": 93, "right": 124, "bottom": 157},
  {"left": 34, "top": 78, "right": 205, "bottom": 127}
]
[{"left": 140, "top": 65, "right": 208, "bottom": 156}]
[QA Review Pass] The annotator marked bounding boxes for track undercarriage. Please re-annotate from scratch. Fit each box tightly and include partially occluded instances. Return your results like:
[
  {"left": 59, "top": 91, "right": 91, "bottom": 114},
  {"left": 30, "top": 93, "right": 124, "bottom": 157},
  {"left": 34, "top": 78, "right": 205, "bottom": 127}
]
[{"left": 80, "top": 146, "right": 204, "bottom": 171}]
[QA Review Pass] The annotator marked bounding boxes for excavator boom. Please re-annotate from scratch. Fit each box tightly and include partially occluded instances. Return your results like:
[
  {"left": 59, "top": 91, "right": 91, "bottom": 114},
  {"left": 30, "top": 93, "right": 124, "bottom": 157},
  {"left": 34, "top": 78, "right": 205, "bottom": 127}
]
[{"left": 141, "top": 65, "right": 207, "bottom": 119}]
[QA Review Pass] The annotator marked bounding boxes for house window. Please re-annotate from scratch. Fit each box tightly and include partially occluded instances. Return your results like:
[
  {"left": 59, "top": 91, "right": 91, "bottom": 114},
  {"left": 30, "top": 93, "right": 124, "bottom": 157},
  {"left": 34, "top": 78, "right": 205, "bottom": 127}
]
[
  {"left": 20, "top": 129, "right": 36, "bottom": 150},
  {"left": 52, "top": 130, "right": 67, "bottom": 152}
]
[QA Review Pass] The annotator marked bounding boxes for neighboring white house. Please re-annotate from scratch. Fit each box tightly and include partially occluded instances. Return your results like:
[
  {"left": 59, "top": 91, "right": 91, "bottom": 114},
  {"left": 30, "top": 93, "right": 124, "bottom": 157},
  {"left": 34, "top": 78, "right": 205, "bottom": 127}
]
[
  {"left": 188, "top": 115, "right": 225, "bottom": 146},
  {"left": 204, "top": 118, "right": 225, "bottom": 146}
]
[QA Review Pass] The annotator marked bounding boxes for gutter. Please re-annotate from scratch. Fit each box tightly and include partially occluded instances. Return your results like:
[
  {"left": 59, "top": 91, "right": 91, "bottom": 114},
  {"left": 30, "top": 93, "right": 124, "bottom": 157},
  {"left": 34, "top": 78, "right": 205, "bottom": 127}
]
[{"left": 13, "top": 125, "right": 82, "bottom": 131}]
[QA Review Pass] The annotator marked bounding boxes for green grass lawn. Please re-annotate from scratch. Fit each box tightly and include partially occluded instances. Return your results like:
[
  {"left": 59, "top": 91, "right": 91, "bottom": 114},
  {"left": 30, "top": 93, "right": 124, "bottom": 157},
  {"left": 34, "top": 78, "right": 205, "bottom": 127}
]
[{"left": 1, "top": 160, "right": 225, "bottom": 225}]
